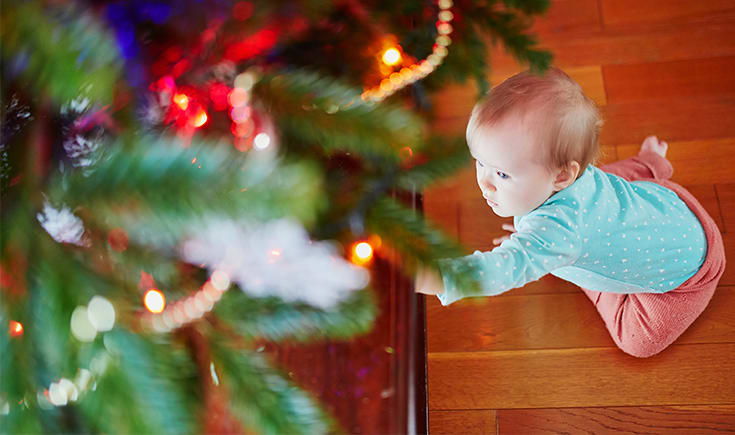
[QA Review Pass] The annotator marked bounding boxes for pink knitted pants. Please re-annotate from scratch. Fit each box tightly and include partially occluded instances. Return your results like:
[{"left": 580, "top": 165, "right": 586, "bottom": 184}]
[{"left": 582, "top": 151, "right": 726, "bottom": 358}]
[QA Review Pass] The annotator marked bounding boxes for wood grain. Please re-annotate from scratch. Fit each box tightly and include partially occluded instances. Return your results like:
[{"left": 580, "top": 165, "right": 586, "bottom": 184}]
[
  {"left": 427, "top": 287, "right": 735, "bottom": 353},
  {"left": 488, "top": 12, "right": 735, "bottom": 75},
  {"left": 429, "top": 409, "right": 496, "bottom": 434},
  {"left": 497, "top": 405, "right": 735, "bottom": 434},
  {"left": 599, "top": 0, "right": 735, "bottom": 28},
  {"left": 603, "top": 57, "right": 735, "bottom": 104},
  {"left": 528, "top": 0, "right": 602, "bottom": 35},
  {"left": 716, "top": 184, "right": 735, "bottom": 234},
  {"left": 616, "top": 138, "right": 735, "bottom": 185},
  {"left": 428, "top": 343, "right": 735, "bottom": 410},
  {"left": 601, "top": 98, "right": 735, "bottom": 146},
  {"left": 683, "top": 184, "right": 725, "bottom": 233}
]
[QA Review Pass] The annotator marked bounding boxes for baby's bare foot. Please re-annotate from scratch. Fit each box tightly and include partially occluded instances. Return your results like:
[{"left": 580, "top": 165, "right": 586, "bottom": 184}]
[{"left": 640, "top": 135, "right": 668, "bottom": 158}]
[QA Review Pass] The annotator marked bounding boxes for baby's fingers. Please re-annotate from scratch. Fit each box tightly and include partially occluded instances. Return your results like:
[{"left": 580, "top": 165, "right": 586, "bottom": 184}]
[
  {"left": 501, "top": 223, "right": 516, "bottom": 232},
  {"left": 492, "top": 235, "right": 510, "bottom": 245}
]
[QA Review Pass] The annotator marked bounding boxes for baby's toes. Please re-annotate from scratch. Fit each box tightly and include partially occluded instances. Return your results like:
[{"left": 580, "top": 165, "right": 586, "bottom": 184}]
[{"left": 641, "top": 135, "right": 658, "bottom": 150}]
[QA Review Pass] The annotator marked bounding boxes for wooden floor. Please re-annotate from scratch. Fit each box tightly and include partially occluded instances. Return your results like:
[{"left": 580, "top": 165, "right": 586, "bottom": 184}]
[{"left": 423, "top": 1, "right": 735, "bottom": 433}]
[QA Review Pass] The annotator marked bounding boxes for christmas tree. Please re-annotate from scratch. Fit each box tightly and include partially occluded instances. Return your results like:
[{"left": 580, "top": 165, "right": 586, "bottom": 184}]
[{"left": 1, "top": 0, "right": 550, "bottom": 433}]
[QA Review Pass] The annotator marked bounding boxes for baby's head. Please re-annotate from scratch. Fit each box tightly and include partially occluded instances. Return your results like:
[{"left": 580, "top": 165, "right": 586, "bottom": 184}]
[{"left": 466, "top": 68, "right": 602, "bottom": 217}]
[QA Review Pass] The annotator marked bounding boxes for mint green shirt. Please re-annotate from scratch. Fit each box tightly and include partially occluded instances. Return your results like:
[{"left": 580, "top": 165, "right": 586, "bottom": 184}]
[{"left": 437, "top": 165, "right": 707, "bottom": 306}]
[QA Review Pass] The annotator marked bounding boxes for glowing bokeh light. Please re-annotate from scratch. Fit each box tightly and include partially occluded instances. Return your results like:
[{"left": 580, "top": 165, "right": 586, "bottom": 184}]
[
  {"left": 70, "top": 306, "right": 97, "bottom": 342},
  {"left": 382, "top": 47, "right": 402, "bottom": 66},
  {"left": 173, "top": 93, "right": 189, "bottom": 110},
  {"left": 144, "top": 289, "right": 166, "bottom": 313},
  {"left": 9, "top": 320, "right": 23, "bottom": 337},
  {"left": 210, "top": 270, "right": 231, "bottom": 291},
  {"left": 191, "top": 109, "right": 208, "bottom": 128},
  {"left": 351, "top": 241, "right": 374, "bottom": 265},
  {"left": 228, "top": 87, "right": 249, "bottom": 107},
  {"left": 253, "top": 132, "right": 270, "bottom": 149},
  {"left": 87, "top": 296, "right": 116, "bottom": 332}
]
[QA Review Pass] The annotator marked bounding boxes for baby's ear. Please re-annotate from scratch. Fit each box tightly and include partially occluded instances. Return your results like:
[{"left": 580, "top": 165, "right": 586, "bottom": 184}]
[{"left": 552, "top": 161, "right": 580, "bottom": 191}]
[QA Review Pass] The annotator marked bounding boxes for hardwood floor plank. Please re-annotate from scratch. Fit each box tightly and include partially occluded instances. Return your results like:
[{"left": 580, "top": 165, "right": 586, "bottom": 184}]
[
  {"left": 497, "top": 405, "right": 735, "bottom": 434},
  {"left": 488, "top": 12, "right": 735, "bottom": 74},
  {"left": 428, "top": 343, "right": 735, "bottom": 410},
  {"left": 716, "top": 183, "right": 735, "bottom": 234},
  {"left": 683, "top": 185, "right": 725, "bottom": 234},
  {"left": 599, "top": 0, "right": 735, "bottom": 28},
  {"left": 529, "top": 0, "right": 602, "bottom": 35},
  {"left": 723, "top": 233, "right": 734, "bottom": 287},
  {"left": 424, "top": 182, "right": 461, "bottom": 238},
  {"left": 603, "top": 57, "right": 735, "bottom": 104},
  {"left": 429, "top": 409, "right": 496, "bottom": 434},
  {"left": 427, "top": 287, "right": 735, "bottom": 353},
  {"left": 617, "top": 138, "right": 735, "bottom": 185},
  {"left": 601, "top": 98, "right": 735, "bottom": 146}
]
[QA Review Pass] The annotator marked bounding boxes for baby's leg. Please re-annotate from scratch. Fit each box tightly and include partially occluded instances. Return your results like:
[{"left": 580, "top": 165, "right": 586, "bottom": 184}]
[
  {"left": 582, "top": 287, "right": 715, "bottom": 358},
  {"left": 600, "top": 136, "right": 673, "bottom": 181}
]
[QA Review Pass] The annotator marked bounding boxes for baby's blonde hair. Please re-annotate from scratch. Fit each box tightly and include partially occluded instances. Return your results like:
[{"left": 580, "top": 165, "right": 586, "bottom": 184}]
[{"left": 467, "top": 68, "right": 602, "bottom": 177}]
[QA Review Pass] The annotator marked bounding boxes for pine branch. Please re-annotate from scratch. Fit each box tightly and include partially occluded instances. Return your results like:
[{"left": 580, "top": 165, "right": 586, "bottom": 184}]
[
  {"left": 476, "top": 9, "right": 552, "bottom": 73},
  {"left": 500, "top": 0, "right": 551, "bottom": 15},
  {"left": 1, "top": 2, "right": 122, "bottom": 104},
  {"left": 395, "top": 135, "right": 470, "bottom": 190},
  {"left": 77, "top": 330, "right": 198, "bottom": 435},
  {"left": 49, "top": 134, "right": 325, "bottom": 249},
  {"left": 0, "top": 307, "right": 44, "bottom": 434},
  {"left": 366, "top": 197, "right": 467, "bottom": 268},
  {"left": 210, "top": 341, "right": 337, "bottom": 434},
  {"left": 213, "top": 288, "right": 376, "bottom": 342},
  {"left": 254, "top": 70, "right": 423, "bottom": 162}
]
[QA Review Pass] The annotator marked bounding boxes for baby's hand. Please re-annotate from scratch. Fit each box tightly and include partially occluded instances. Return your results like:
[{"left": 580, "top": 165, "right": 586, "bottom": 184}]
[
  {"left": 492, "top": 223, "right": 516, "bottom": 246},
  {"left": 415, "top": 264, "right": 445, "bottom": 295},
  {"left": 640, "top": 135, "right": 668, "bottom": 158}
]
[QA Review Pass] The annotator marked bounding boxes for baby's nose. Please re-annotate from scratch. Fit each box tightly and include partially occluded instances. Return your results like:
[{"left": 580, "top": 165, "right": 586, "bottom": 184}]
[{"left": 481, "top": 178, "right": 496, "bottom": 192}]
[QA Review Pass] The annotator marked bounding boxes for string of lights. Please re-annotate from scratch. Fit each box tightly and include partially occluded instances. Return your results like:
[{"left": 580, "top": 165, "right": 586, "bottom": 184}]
[{"left": 361, "top": 0, "right": 454, "bottom": 102}]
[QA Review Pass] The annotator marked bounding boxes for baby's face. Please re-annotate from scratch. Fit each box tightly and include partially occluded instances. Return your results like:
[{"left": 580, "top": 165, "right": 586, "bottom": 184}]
[{"left": 469, "top": 118, "right": 558, "bottom": 217}]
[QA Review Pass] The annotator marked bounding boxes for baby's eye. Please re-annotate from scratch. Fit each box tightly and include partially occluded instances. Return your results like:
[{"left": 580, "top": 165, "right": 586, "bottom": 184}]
[
  {"left": 475, "top": 160, "right": 484, "bottom": 168},
  {"left": 497, "top": 171, "right": 510, "bottom": 180}
]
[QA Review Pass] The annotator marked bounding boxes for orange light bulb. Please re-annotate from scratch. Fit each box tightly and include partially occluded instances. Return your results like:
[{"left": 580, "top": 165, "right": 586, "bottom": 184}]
[
  {"left": 351, "top": 241, "right": 374, "bottom": 264},
  {"left": 191, "top": 109, "right": 208, "bottom": 128},
  {"left": 382, "top": 47, "right": 402, "bottom": 66},
  {"left": 9, "top": 320, "right": 23, "bottom": 337},
  {"left": 173, "top": 93, "right": 189, "bottom": 110},
  {"left": 144, "top": 289, "right": 166, "bottom": 313}
]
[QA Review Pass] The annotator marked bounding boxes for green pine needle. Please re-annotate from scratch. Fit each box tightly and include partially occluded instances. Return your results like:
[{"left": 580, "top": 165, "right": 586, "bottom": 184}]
[
  {"left": 214, "top": 288, "right": 377, "bottom": 342},
  {"left": 366, "top": 197, "right": 467, "bottom": 269},
  {"left": 211, "top": 342, "right": 337, "bottom": 434},
  {"left": 1, "top": 1, "right": 122, "bottom": 105},
  {"left": 396, "top": 136, "right": 471, "bottom": 190},
  {"left": 255, "top": 70, "right": 423, "bottom": 162}
]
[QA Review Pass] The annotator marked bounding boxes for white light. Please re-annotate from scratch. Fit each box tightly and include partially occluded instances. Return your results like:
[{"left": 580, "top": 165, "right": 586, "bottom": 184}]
[
  {"left": 70, "top": 306, "right": 97, "bottom": 342},
  {"left": 253, "top": 133, "right": 271, "bottom": 150},
  {"left": 210, "top": 270, "right": 231, "bottom": 291},
  {"left": 48, "top": 382, "right": 68, "bottom": 406},
  {"left": 58, "top": 378, "right": 78, "bottom": 402},
  {"left": 74, "top": 369, "right": 92, "bottom": 391},
  {"left": 234, "top": 71, "right": 257, "bottom": 91},
  {"left": 87, "top": 296, "right": 115, "bottom": 332}
]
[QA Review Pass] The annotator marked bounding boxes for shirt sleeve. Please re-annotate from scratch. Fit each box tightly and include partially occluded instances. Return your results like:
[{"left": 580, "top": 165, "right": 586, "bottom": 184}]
[{"left": 436, "top": 207, "right": 582, "bottom": 306}]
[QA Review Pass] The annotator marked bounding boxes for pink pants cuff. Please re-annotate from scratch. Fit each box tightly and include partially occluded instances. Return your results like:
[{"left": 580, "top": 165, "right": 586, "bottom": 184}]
[{"left": 582, "top": 153, "right": 726, "bottom": 358}]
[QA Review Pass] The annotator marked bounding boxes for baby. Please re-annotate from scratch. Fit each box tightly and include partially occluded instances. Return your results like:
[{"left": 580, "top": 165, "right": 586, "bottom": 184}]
[{"left": 416, "top": 68, "right": 726, "bottom": 358}]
